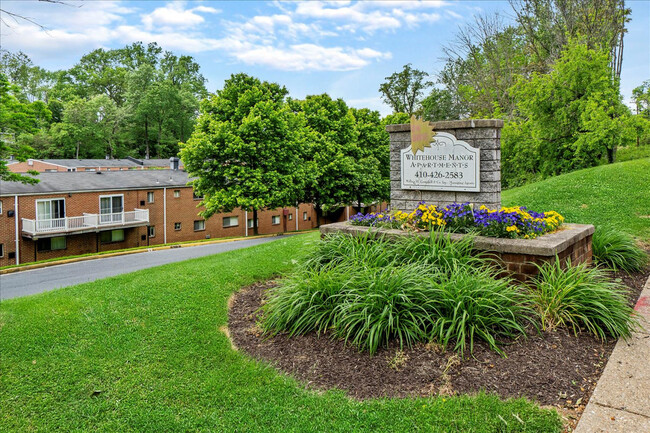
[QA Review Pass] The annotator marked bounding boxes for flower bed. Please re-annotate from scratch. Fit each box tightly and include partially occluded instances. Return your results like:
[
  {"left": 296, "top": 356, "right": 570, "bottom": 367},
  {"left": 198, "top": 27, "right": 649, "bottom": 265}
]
[{"left": 350, "top": 202, "right": 564, "bottom": 239}]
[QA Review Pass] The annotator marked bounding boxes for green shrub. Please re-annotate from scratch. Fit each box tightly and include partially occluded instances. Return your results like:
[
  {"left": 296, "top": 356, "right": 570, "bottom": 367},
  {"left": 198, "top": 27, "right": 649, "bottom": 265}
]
[
  {"left": 263, "top": 234, "right": 529, "bottom": 356},
  {"left": 592, "top": 227, "right": 648, "bottom": 273},
  {"left": 530, "top": 259, "right": 639, "bottom": 340},
  {"left": 388, "top": 229, "right": 483, "bottom": 273},
  {"left": 303, "top": 231, "right": 481, "bottom": 274},
  {"left": 426, "top": 265, "right": 530, "bottom": 356}
]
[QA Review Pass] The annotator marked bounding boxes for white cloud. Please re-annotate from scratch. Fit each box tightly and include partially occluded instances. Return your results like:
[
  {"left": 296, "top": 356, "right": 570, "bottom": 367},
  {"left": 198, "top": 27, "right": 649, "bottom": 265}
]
[
  {"left": 141, "top": 2, "right": 220, "bottom": 31},
  {"left": 0, "top": 0, "right": 455, "bottom": 72},
  {"left": 294, "top": 2, "right": 402, "bottom": 33},
  {"left": 234, "top": 44, "right": 390, "bottom": 71}
]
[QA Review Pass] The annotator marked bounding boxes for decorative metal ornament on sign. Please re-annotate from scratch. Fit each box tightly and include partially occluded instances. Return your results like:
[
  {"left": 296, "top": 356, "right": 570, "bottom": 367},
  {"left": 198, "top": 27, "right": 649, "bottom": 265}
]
[{"left": 401, "top": 116, "right": 480, "bottom": 192}]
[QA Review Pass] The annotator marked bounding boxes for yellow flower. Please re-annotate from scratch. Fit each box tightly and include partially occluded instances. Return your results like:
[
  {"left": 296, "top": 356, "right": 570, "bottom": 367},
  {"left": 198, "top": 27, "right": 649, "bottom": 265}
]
[{"left": 506, "top": 225, "right": 519, "bottom": 232}]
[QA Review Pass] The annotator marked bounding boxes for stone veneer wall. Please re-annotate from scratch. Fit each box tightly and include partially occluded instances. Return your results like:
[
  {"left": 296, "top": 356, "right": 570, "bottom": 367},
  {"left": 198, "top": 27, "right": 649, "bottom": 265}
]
[{"left": 388, "top": 119, "right": 503, "bottom": 212}]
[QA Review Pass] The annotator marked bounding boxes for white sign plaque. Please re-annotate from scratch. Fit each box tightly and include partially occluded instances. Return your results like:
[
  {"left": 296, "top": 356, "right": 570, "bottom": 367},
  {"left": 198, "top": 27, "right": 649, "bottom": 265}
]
[{"left": 401, "top": 132, "right": 480, "bottom": 192}]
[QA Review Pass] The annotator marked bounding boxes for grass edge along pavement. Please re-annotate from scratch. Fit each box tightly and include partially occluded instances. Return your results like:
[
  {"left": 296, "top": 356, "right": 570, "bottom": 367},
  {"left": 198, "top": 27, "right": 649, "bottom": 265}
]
[
  {"left": 0, "top": 231, "right": 562, "bottom": 432},
  {"left": 0, "top": 230, "right": 317, "bottom": 275}
]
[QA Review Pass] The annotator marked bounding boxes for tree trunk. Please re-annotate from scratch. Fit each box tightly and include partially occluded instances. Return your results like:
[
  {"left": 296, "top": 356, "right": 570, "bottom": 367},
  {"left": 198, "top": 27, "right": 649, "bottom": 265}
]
[
  {"left": 252, "top": 208, "right": 259, "bottom": 236},
  {"left": 607, "top": 147, "right": 615, "bottom": 164},
  {"left": 76, "top": 141, "right": 80, "bottom": 159},
  {"left": 315, "top": 206, "right": 322, "bottom": 228},
  {"left": 157, "top": 120, "right": 162, "bottom": 157},
  {"left": 145, "top": 117, "right": 149, "bottom": 159}
]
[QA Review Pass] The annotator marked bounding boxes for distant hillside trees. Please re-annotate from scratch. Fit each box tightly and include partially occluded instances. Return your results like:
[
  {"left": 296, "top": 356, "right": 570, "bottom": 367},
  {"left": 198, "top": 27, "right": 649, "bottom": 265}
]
[
  {"left": 380, "top": 0, "right": 644, "bottom": 188},
  {"left": 0, "top": 42, "right": 207, "bottom": 160}
]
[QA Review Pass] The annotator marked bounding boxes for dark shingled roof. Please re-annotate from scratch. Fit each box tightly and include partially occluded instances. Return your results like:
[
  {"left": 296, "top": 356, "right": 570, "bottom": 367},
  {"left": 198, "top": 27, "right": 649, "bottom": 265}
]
[
  {"left": 0, "top": 170, "right": 192, "bottom": 196},
  {"left": 41, "top": 159, "right": 142, "bottom": 168}
]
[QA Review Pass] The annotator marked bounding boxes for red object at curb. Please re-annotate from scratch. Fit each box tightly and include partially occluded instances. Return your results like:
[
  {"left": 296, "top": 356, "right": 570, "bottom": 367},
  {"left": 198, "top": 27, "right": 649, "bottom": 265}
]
[{"left": 634, "top": 295, "right": 649, "bottom": 311}]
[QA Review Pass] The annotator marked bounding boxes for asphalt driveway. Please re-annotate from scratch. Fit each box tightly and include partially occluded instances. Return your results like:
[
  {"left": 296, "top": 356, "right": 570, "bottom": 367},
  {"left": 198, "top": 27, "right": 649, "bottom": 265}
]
[{"left": 0, "top": 236, "right": 282, "bottom": 300}]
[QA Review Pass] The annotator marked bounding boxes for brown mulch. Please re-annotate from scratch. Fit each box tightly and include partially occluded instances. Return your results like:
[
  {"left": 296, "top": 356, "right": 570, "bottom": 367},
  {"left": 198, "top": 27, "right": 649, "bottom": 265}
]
[{"left": 227, "top": 265, "right": 649, "bottom": 416}]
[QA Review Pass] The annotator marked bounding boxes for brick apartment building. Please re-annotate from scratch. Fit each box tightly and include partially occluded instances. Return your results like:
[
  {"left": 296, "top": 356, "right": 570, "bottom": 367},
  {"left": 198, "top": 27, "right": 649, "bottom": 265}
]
[
  {"left": 6, "top": 157, "right": 179, "bottom": 173},
  {"left": 0, "top": 169, "right": 381, "bottom": 267}
]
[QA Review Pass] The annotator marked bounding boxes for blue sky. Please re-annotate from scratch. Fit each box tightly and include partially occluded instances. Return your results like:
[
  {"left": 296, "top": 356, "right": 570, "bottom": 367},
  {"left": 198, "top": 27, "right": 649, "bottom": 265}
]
[{"left": 1, "top": 0, "right": 648, "bottom": 115}]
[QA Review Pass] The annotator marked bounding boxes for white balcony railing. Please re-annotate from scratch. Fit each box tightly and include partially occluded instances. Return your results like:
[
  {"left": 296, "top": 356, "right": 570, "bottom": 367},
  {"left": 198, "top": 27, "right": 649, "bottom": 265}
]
[{"left": 22, "top": 209, "right": 149, "bottom": 236}]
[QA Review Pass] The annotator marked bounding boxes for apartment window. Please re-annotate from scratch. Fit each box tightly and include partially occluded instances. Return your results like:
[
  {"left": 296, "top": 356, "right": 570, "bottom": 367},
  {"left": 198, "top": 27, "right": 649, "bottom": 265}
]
[
  {"left": 100, "top": 229, "right": 124, "bottom": 243},
  {"left": 174, "top": 222, "right": 182, "bottom": 231},
  {"left": 194, "top": 220, "right": 205, "bottom": 231},
  {"left": 0, "top": 200, "right": 3, "bottom": 214},
  {"left": 288, "top": 213, "right": 292, "bottom": 221},
  {"left": 193, "top": 191, "right": 203, "bottom": 200},
  {"left": 247, "top": 218, "right": 259, "bottom": 228},
  {"left": 303, "top": 211, "right": 308, "bottom": 221},
  {"left": 272, "top": 215, "right": 281, "bottom": 225},
  {"left": 147, "top": 191, "right": 155, "bottom": 203},
  {"left": 37, "top": 236, "right": 66, "bottom": 252},
  {"left": 148, "top": 226, "right": 155, "bottom": 238},
  {"left": 99, "top": 195, "right": 123, "bottom": 223},
  {"left": 0, "top": 243, "right": 4, "bottom": 258},
  {"left": 36, "top": 198, "right": 65, "bottom": 221},
  {"left": 173, "top": 190, "right": 181, "bottom": 198},
  {"left": 223, "top": 216, "right": 239, "bottom": 228}
]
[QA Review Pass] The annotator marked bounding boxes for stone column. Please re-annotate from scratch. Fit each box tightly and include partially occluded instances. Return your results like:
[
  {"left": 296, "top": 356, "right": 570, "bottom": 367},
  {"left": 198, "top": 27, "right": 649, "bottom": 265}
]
[{"left": 388, "top": 119, "right": 503, "bottom": 211}]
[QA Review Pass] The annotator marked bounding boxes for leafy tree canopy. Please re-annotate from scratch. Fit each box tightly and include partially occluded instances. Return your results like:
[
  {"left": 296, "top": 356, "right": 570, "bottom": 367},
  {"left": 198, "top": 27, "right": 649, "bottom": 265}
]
[
  {"left": 181, "top": 73, "right": 303, "bottom": 235},
  {"left": 379, "top": 64, "right": 431, "bottom": 116}
]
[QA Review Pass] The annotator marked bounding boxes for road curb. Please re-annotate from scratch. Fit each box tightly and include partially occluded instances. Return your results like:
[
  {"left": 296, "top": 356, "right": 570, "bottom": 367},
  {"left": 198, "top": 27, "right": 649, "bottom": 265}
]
[
  {"left": 0, "top": 232, "right": 305, "bottom": 275},
  {"left": 573, "top": 274, "right": 650, "bottom": 432}
]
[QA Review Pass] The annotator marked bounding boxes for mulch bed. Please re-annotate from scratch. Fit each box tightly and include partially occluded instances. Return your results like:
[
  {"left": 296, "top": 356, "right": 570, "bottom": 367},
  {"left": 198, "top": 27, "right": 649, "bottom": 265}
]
[{"left": 227, "top": 264, "right": 649, "bottom": 424}]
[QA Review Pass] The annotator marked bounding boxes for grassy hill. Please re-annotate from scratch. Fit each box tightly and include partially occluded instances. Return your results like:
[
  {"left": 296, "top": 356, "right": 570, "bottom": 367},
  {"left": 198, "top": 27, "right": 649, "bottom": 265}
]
[{"left": 502, "top": 158, "right": 650, "bottom": 241}]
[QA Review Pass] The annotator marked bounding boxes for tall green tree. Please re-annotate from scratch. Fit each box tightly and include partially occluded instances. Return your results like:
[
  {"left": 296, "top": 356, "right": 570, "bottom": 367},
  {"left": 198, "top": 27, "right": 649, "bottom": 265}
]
[
  {"left": 0, "top": 73, "right": 42, "bottom": 183},
  {"left": 181, "top": 73, "right": 303, "bottom": 236},
  {"left": 418, "top": 88, "right": 465, "bottom": 122},
  {"left": 510, "top": 0, "right": 630, "bottom": 78},
  {"left": 511, "top": 41, "right": 632, "bottom": 174},
  {"left": 632, "top": 80, "right": 650, "bottom": 119},
  {"left": 379, "top": 64, "right": 431, "bottom": 116},
  {"left": 291, "top": 94, "right": 359, "bottom": 226},
  {"left": 349, "top": 107, "right": 390, "bottom": 210}
]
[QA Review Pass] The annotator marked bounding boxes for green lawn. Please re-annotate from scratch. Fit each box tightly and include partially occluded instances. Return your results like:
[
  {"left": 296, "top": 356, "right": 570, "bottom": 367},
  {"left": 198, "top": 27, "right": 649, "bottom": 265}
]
[
  {"left": 503, "top": 158, "right": 650, "bottom": 241},
  {"left": 1, "top": 233, "right": 560, "bottom": 432}
]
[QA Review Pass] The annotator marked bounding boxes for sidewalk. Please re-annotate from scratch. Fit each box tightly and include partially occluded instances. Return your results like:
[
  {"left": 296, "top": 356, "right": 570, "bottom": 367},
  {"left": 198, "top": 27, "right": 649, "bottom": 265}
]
[{"left": 574, "top": 275, "right": 650, "bottom": 432}]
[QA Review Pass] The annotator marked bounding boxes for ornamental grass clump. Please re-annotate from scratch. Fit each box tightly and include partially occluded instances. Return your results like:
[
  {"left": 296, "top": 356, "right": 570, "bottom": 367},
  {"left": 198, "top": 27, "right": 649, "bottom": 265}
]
[
  {"left": 262, "top": 233, "right": 530, "bottom": 356},
  {"left": 529, "top": 259, "right": 639, "bottom": 340},
  {"left": 592, "top": 227, "right": 648, "bottom": 273},
  {"left": 426, "top": 265, "right": 531, "bottom": 356}
]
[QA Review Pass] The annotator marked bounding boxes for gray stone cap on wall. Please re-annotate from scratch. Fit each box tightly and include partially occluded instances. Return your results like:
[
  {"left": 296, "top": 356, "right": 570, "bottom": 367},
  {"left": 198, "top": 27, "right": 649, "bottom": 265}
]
[
  {"left": 385, "top": 119, "right": 505, "bottom": 132},
  {"left": 320, "top": 222, "right": 594, "bottom": 256}
]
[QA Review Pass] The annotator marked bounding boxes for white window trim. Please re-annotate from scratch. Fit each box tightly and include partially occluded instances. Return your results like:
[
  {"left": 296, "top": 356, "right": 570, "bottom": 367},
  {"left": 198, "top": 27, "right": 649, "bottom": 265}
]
[
  {"left": 148, "top": 226, "right": 155, "bottom": 238},
  {"left": 0, "top": 243, "right": 4, "bottom": 258},
  {"left": 272, "top": 215, "right": 281, "bottom": 225},
  {"left": 173, "top": 190, "right": 181, "bottom": 198},
  {"left": 223, "top": 216, "right": 239, "bottom": 228},
  {"left": 0, "top": 200, "right": 3, "bottom": 215},
  {"left": 174, "top": 222, "right": 182, "bottom": 231},
  {"left": 35, "top": 197, "right": 66, "bottom": 220},
  {"left": 99, "top": 194, "right": 124, "bottom": 212},
  {"left": 194, "top": 220, "right": 205, "bottom": 231},
  {"left": 303, "top": 211, "right": 308, "bottom": 221},
  {"left": 147, "top": 191, "right": 155, "bottom": 203}
]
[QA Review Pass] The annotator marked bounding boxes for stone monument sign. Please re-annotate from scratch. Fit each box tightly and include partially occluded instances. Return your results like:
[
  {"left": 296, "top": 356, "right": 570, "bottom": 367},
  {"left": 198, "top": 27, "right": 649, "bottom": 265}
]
[{"left": 388, "top": 118, "right": 503, "bottom": 211}]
